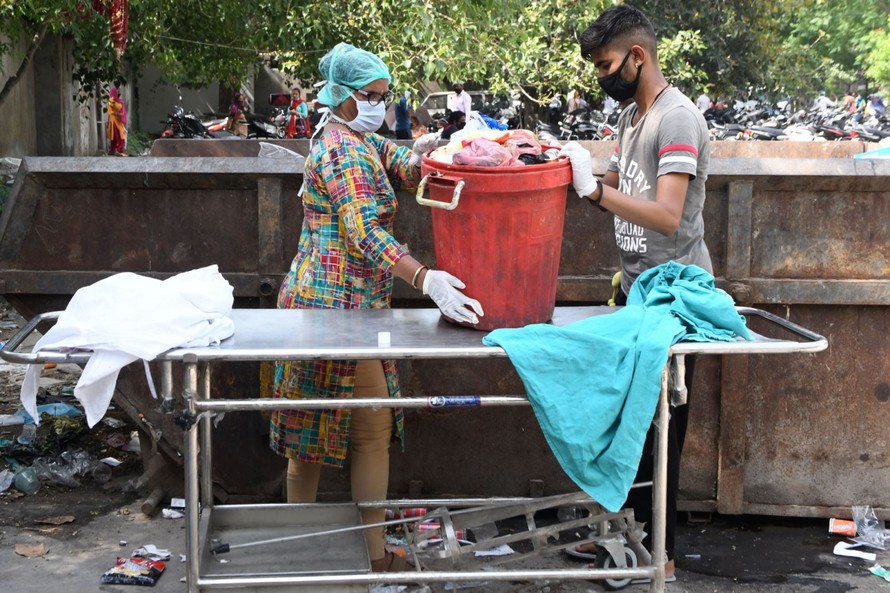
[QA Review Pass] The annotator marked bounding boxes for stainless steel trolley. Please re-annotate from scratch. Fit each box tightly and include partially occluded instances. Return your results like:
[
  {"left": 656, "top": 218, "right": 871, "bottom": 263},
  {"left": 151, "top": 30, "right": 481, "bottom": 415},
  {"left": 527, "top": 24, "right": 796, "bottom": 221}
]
[{"left": 1, "top": 306, "right": 827, "bottom": 593}]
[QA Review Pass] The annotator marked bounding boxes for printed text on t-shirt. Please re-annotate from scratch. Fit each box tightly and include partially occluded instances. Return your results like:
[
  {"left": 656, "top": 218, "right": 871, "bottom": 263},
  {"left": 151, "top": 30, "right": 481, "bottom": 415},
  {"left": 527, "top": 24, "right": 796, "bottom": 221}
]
[
  {"left": 617, "top": 155, "right": 653, "bottom": 194},
  {"left": 615, "top": 217, "right": 647, "bottom": 254}
]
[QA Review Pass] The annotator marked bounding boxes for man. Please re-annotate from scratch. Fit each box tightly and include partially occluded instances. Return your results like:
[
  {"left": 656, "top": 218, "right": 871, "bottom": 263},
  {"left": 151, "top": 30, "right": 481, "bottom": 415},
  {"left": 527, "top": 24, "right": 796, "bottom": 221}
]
[
  {"left": 559, "top": 5, "right": 712, "bottom": 583},
  {"left": 451, "top": 82, "right": 472, "bottom": 115},
  {"left": 813, "top": 90, "right": 835, "bottom": 112},
  {"left": 696, "top": 90, "right": 711, "bottom": 112},
  {"left": 394, "top": 90, "right": 413, "bottom": 139},
  {"left": 441, "top": 110, "right": 466, "bottom": 140}
]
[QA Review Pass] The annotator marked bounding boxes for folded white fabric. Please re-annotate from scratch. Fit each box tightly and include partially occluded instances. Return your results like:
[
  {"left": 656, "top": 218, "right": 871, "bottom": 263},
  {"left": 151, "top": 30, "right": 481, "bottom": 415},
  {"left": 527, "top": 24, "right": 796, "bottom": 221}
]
[{"left": 21, "top": 265, "right": 235, "bottom": 427}]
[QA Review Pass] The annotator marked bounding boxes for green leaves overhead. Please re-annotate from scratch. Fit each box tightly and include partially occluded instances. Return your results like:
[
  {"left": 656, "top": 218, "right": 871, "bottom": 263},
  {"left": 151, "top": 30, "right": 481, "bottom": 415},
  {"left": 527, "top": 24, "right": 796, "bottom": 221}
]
[{"left": 1, "top": 0, "right": 888, "bottom": 108}]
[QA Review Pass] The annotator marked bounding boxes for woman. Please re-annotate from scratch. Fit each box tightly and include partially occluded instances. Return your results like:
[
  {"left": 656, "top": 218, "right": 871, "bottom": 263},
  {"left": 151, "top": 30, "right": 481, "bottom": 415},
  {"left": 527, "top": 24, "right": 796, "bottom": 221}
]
[
  {"left": 227, "top": 92, "right": 248, "bottom": 138},
  {"left": 270, "top": 42, "right": 483, "bottom": 572},
  {"left": 106, "top": 86, "right": 127, "bottom": 156},
  {"left": 286, "top": 88, "right": 310, "bottom": 138}
]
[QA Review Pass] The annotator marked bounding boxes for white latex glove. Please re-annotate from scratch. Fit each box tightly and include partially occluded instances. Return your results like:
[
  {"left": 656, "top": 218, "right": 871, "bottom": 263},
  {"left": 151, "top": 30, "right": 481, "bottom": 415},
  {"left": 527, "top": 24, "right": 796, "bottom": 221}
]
[
  {"left": 558, "top": 141, "right": 598, "bottom": 198},
  {"left": 422, "top": 270, "right": 484, "bottom": 325},
  {"left": 408, "top": 132, "right": 440, "bottom": 166}
]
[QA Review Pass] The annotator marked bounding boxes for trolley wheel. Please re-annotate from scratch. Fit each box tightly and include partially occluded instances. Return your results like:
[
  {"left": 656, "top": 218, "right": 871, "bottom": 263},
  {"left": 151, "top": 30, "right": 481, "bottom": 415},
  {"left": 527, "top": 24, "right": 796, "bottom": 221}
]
[{"left": 595, "top": 546, "right": 638, "bottom": 590}]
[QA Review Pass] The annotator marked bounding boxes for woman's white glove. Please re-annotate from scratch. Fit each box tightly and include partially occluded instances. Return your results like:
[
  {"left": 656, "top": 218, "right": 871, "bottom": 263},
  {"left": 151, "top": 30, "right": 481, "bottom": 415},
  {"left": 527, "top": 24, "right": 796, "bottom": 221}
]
[
  {"left": 558, "top": 141, "right": 598, "bottom": 198},
  {"left": 422, "top": 270, "right": 484, "bottom": 325},
  {"left": 408, "top": 132, "right": 440, "bottom": 167}
]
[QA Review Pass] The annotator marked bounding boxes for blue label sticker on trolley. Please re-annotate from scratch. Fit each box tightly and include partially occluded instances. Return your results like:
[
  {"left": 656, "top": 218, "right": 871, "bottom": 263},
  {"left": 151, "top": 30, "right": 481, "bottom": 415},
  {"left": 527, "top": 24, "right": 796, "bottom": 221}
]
[{"left": 427, "top": 396, "right": 482, "bottom": 408}]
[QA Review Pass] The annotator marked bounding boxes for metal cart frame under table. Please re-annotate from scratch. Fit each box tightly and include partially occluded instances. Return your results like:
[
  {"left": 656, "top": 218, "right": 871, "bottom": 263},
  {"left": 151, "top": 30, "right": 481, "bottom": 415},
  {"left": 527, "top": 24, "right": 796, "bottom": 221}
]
[{"left": 1, "top": 306, "right": 827, "bottom": 593}]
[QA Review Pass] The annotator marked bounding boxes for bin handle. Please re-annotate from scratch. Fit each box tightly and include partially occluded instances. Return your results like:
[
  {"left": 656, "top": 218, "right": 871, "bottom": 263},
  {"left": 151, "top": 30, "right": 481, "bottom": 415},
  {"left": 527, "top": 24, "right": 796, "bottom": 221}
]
[{"left": 416, "top": 172, "right": 465, "bottom": 211}]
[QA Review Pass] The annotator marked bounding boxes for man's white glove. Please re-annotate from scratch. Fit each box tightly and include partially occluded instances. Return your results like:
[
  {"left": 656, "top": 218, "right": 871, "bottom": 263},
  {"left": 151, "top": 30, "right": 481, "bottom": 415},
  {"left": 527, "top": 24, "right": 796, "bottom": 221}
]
[
  {"left": 558, "top": 141, "right": 598, "bottom": 198},
  {"left": 408, "top": 132, "right": 440, "bottom": 167},
  {"left": 422, "top": 270, "right": 484, "bottom": 325}
]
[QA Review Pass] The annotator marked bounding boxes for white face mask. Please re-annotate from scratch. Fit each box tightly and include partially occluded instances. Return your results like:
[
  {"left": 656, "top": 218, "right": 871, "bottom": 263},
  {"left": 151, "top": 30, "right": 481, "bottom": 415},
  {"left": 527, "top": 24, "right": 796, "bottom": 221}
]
[{"left": 342, "top": 98, "right": 386, "bottom": 133}]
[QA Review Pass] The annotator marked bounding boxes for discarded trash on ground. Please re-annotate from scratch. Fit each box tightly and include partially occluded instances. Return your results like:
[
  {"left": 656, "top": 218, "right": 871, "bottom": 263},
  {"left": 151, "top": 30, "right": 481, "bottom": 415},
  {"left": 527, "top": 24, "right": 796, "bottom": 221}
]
[
  {"left": 35, "top": 515, "right": 75, "bottom": 525},
  {"left": 852, "top": 505, "right": 890, "bottom": 550},
  {"left": 833, "top": 541, "right": 876, "bottom": 562},
  {"left": 828, "top": 517, "right": 856, "bottom": 537},
  {"left": 133, "top": 544, "right": 172, "bottom": 562},
  {"left": 870, "top": 564, "right": 890, "bottom": 583},
  {"left": 100, "top": 556, "right": 166, "bottom": 586}
]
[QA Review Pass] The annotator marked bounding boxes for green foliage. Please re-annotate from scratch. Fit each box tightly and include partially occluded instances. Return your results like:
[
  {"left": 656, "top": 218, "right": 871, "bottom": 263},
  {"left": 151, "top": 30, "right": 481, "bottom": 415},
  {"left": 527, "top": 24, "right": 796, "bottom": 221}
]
[
  {"left": 863, "top": 16, "right": 890, "bottom": 94},
  {"left": 774, "top": 0, "right": 890, "bottom": 100},
  {"left": 1, "top": 0, "right": 887, "bottom": 115},
  {"left": 124, "top": 129, "right": 152, "bottom": 156}
]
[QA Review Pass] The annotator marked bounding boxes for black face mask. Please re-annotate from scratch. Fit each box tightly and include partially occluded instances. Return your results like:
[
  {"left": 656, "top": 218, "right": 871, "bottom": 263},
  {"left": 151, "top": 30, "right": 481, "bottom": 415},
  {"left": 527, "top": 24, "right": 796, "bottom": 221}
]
[{"left": 597, "top": 50, "right": 642, "bottom": 102}]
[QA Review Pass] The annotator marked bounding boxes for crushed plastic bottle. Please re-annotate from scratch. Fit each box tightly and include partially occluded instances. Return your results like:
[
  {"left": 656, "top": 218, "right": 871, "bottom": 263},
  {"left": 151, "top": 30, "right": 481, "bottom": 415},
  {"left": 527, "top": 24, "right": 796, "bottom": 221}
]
[
  {"left": 0, "top": 468, "right": 14, "bottom": 492},
  {"left": 14, "top": 467, "right": 41, "bottom": 495}
]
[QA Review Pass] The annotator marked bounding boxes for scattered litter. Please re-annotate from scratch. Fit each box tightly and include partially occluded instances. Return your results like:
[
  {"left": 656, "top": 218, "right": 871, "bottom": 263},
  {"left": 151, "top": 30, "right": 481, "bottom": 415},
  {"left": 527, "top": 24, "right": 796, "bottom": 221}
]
[
  {"left": 35, "top": 515, "right": 75, "bottom": 525},
  {"left": 17, "top": 423, "right": 37, "bottom": 445},
  {"left": 100, "top": 456, "right": 123, "bottom": 467},
  {"left": 162, "top": 509, "right": 184, "bottom": 519},
  {"left": 0, "top": 414, "right": 24, "bottom": 427},
  {"left": 133, "top": 544, "right": 171, "bottom": 561},
  {"left": 169, "top": 497, "right": 186, "bottom": 509},
  {"left": 18, "top": 402, "right": 83, "bottom": 424},
  {"left": 120, "top": 541, "right": 128, "bottom": 547},
  {"left": 15, "top": 542, "right": 48, "bottom": 557},
  {"left": 833, "top": 541, "right": 876, "bottom": 562},
  {"left": 870, "top": 564, "right": 890, "bottom": 582},
  {"left": 371, "top": 586, "right": 408, "bottom": 593},
  {"left": 100, "top": 556, "right": 166, "bottom": 586},
  {"left": 0, "top": 468, "right": 13, "bottom": 492},
  {"left": 179, "top": 554, "right": 186, "bottom": 563},
  {"left": 43, "top": 362, "right": 57, "bottom": 370},
  {"left": 474, "top": 544, "right": 514, "bottom": 557},
  {"left": 852, "top": 505, "right": 890, "bottom": 550},
  {"left": 829, "top": 518, "right": 856, "bottom": 537},
  {"left": 105, "top": 432, "right": 131, "bottom": 449},
  {"left": 685, "top": 553, "right": 701, "bottom": 560},
  {"left": 102, "top": 417, "right": 126, "bottom": 429}
]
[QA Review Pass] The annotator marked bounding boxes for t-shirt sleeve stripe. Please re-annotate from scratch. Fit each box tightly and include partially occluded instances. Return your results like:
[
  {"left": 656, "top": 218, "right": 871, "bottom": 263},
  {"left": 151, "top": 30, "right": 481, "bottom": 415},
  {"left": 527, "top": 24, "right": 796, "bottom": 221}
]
[{"left": 658, "top": 143, "right": 698, "bottom": 157}]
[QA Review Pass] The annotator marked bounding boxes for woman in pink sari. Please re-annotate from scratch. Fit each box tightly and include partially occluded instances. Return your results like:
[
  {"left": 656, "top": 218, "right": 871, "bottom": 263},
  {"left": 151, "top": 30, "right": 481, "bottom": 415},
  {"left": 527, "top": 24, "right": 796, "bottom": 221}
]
[{"left": 106, "top": 86, "right": 127, "bottom": 156}]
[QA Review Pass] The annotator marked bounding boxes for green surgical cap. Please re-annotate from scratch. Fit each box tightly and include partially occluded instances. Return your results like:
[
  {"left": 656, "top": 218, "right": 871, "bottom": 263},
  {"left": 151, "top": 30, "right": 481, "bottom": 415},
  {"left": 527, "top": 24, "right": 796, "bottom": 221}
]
[{"left": 317, "top": 42, "right": 392, "bottom": 107}]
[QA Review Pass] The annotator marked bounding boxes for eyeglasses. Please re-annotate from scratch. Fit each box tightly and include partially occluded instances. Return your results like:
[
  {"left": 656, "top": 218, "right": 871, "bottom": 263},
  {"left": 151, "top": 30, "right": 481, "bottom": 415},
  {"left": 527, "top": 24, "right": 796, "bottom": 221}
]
[{"left": 344, "top": 85, "right": 395, "bottom": 107}]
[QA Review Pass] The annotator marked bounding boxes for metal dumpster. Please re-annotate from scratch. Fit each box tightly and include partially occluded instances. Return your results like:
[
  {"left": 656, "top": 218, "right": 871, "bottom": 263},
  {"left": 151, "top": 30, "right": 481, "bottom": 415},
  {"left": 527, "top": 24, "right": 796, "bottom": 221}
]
[{"left": 0, "top": 139, "right": 887, "bottom": 518}]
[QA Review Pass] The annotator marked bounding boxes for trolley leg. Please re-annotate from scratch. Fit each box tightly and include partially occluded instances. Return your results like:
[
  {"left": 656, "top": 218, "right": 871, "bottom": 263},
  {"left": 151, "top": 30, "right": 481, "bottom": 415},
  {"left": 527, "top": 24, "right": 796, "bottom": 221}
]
[
  {"left": 183, "top": 357, "right": 201, "bottom": 593},
  {"left": 200, "top": 362, "right": 213, "bottom": 509},
  {"left": 650, "top": 363, "right": 670, "bottom": 593}
]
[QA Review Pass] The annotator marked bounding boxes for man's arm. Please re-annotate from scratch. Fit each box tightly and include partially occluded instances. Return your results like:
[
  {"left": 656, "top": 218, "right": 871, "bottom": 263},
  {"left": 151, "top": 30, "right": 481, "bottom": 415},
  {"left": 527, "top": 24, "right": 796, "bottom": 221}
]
[{"left": 598, "top": 172, "right": 689, "bottom": 236}]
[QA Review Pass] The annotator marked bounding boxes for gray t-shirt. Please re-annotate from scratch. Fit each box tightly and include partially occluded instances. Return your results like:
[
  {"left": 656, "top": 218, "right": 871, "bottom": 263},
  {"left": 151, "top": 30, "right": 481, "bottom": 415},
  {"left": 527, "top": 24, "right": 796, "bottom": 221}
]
[{"left": 607, "top": 87, "right": 712, "bottom": 294}]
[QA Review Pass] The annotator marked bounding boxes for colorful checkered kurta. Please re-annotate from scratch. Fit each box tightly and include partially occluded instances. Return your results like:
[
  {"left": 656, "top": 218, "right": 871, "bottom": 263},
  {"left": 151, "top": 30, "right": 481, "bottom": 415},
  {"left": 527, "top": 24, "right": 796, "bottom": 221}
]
[{"left": 270, "top": 128, "right": 420, "bottom": 466}]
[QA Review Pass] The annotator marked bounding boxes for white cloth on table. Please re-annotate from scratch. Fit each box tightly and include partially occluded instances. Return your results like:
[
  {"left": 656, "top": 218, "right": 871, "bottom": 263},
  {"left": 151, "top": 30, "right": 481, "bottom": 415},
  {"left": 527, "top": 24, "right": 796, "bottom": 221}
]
[{"left": 20, "top": 265, "right": 235, "bottom": 427}]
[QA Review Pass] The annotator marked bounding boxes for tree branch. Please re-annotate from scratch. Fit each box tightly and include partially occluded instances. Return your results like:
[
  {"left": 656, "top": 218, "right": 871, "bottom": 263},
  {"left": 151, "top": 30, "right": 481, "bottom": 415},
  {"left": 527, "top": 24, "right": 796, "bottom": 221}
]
[{"left": 0, "top": 20, "right": 50, "bottom": 109}]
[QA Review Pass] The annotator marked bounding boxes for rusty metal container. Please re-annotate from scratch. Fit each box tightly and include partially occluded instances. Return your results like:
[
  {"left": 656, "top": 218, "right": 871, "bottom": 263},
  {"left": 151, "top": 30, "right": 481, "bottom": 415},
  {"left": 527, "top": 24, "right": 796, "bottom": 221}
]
[{"left": 0, "top": 139, "right": 887, "bottom": 518}]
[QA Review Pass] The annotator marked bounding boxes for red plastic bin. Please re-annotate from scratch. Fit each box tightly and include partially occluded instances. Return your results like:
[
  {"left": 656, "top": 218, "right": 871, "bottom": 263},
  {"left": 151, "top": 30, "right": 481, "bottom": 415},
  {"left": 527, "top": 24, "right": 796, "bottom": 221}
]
[{"left": 417, "top": 156, "right": 573, "bottom": 331}]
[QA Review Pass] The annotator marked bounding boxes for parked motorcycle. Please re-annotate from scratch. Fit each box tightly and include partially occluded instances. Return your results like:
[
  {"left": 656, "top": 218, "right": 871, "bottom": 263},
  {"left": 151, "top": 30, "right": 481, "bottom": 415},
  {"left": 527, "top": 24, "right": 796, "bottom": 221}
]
[{"left": 160, "top": 105, "right": 209, "bottom": 139}]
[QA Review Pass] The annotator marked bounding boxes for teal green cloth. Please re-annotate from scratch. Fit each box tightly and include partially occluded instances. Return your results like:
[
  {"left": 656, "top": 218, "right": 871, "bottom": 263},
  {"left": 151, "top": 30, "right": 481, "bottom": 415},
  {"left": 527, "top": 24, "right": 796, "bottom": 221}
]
[{"left": 482, "top": 262, "right": 752, "bottom": 511}]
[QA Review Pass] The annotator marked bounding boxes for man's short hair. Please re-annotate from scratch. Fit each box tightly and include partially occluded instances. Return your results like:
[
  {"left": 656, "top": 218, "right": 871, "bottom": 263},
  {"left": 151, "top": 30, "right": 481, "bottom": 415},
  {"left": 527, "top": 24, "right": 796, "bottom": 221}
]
[
  {"left": 448, "top": 110, "right": 465, "bottom": 125},
  {"left": 579, "top": 5, "right": 657, "bottom": 61}
]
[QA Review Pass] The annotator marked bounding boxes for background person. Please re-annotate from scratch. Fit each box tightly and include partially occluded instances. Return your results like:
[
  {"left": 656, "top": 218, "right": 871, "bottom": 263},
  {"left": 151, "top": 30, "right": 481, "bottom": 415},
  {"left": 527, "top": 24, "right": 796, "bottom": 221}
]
[
  {"left": 441, "top": 110, "right": 466, "bottom": 140},
  {"left": 559, "top": 5, "right": 713, "bottom": 582},
  {"left": 106, "top": 86, "right": 127, "bottom": 156},
  {"left": 286, "top": 88, "right": 310, "bottom": 138},
  {"left": 227, "top": 92, "right": 248, "bottom": 138},
  {"left": 394, "top": 90, "right": 413, "bottom": 139},
  {"left": 270, "top": 42, "right": 482, "bottom": 573},
  {"left": 452, "top": 82, "right": 472, "bottom": 115}
]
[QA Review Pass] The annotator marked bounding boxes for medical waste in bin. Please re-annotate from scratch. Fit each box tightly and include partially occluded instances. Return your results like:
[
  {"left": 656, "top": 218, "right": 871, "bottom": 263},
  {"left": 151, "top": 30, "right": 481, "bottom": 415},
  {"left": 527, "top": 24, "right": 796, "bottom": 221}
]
[{"left": 417, "top": 157, "right": 573, "bottom": 331}]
